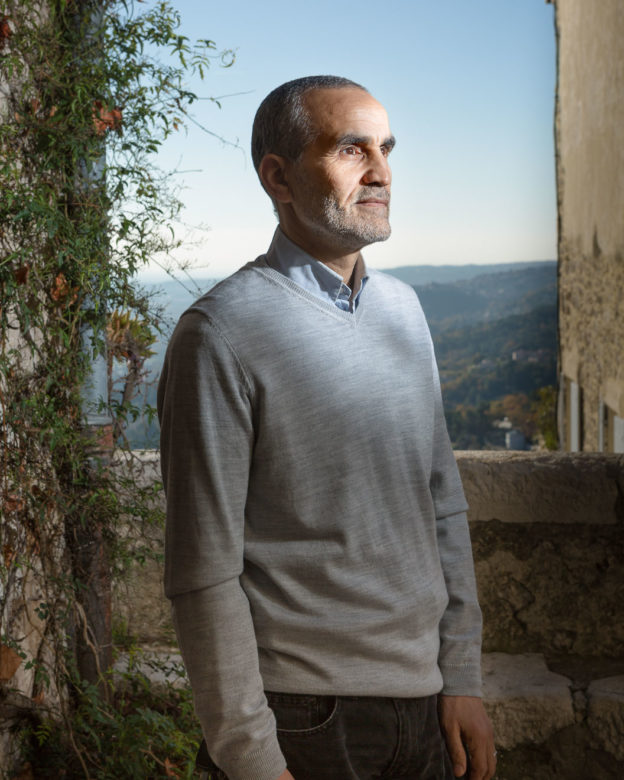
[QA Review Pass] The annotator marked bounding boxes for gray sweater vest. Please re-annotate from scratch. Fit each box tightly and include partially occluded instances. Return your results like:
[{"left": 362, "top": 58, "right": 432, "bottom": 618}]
[{"left": 158, "top": 259, "right": 482, "bottom": 780}]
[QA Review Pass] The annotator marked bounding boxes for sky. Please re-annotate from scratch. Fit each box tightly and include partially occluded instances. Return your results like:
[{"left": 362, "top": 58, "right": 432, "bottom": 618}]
[{"left": 142, "top": 0, "right": 557, "bottom": 280}]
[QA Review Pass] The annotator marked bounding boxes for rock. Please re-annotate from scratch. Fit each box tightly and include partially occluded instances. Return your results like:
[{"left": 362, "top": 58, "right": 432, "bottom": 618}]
[
  {"left": 482, "top": 653, "right": 575, "bottom": 749},
  {"left": 456, "top": 451, "right": 622, "bottom": 525},
  {"left": 587, "top": 676, "right": 624, "bottom": 761}
]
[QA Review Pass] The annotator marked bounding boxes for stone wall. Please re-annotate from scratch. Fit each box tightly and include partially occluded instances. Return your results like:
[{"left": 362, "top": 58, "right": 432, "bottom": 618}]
[
  {"left": 555, "top": 0, "right": 624, "bottom": 449},
  {"left": 0, "top": 335, "right": 68, "bottom": 775},
  {"left": 458, "top": 451, "right": 624, "bottom": 659},
  {"left": 0, "top": 16, "right": 67, "bottom": 770},
  {"left": 111, "top": 451, "right": 174, "bottom": 649},
  {"left": 115, "top": 450, "right": 624, "bottom": 779},
  {"left": 457, "top": 451, "right": 624, "bottom": 778}
]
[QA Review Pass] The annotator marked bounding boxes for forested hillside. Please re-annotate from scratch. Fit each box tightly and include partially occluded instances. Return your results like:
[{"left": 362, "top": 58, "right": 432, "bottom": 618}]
[
  {"left": 123, "top": 262, "right": 557, "bottom": 450},
  {"left": 414, "top": 263, "right": 556, "bottom": 334},
  {"left": 433, "top": 305, "right": 557, "bottom": 449},
  {"left": 411, "top": 264, "right": 557, "bottom": 449},
  {"left": 383, "top": 260, "right": 555, "bottom": 288}
]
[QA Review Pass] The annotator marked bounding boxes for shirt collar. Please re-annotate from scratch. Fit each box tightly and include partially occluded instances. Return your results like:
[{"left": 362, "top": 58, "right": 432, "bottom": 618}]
[{"left": 265, "top": 227, "right": 369, "bottom": 309}]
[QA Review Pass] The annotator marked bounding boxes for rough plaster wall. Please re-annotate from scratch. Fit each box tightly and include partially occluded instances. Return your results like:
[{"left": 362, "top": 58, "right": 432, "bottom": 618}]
[
  {"left": 114, "top": 451, "right": 624, "bottom": 779},
  {"left": 457, "top": 451, "right": 624, "bottom": 660},
  {"left": 111, "top": 452, "right": 174, "bottom": 648},
  {"left": 0, "top": 433, "right": 68, "bottom": 774},
  {"left": 122, "top": 451, "right": 624, "bottom": 665},
  {"left": 0, "top": 23, "right": 68, "bottom": 769},
  {"left": 556, "top": 0, "right": 624, "bottom": 447},
  {"left": 0, "top": 322, "right": 68, "bottom": 771}
]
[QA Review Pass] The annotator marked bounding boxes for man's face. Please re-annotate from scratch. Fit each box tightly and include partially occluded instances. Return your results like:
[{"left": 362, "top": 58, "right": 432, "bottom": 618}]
[{"left": 284, "top": 87, "right": 394, "bottom": 254}]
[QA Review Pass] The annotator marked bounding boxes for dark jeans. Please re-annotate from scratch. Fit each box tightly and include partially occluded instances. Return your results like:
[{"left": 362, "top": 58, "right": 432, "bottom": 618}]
[{"left": 197, "top": 692, "right": 455, "bottom": 779}]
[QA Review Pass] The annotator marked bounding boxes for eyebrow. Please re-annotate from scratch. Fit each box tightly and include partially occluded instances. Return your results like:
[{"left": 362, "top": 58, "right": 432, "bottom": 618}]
[{"left": 335, "top": 134, "right": 396, "bottom": 151}]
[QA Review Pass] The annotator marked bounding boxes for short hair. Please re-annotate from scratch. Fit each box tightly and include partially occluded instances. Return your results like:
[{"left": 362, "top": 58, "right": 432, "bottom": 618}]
[{"left": 251, "top": 75, "right": 368, "bottom": 172}]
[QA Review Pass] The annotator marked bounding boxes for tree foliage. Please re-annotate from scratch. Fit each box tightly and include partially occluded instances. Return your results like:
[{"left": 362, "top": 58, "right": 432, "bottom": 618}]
[{"left": 0, "top": 0, "right": 231, "bottom": 774}]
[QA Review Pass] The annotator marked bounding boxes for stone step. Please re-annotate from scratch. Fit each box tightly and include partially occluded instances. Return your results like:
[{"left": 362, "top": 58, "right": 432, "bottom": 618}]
[
  {"left": 482, "top": 652, "right": 576, "bottom": 749},
  {"left": 482, "top": 652, "right": 624, "bottom": 777},
  {"left": 113, "top": 649, "right": 624, "bottom": 775}
]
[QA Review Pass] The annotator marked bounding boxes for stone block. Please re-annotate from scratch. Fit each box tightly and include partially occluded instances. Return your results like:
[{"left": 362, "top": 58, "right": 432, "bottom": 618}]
[
  {"left": 456, "top": 451, "right": 623, "bottom": 525},
  {"left": 482, "top": 653, "right": 575, "bottom": 749},
  {"left": 473, "top": 523, "right": 624, "bottom": 656},
  {"left": 453, "top": 452, "right": 624, "bottom": 656},
  {"left": 587, "top": 675, "right": 624, "bottom": 761},
  {"left": 113, "top": 650, "right": 187, "bottom": 691}
]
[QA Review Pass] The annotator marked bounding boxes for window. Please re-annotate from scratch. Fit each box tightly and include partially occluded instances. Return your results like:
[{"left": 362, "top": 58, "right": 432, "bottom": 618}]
[
  {"left": 564, "top": 377, "right": 583, "bottom": 451},
  {"left": 605, "top": 404, "right": 624, "bottom": 453}
]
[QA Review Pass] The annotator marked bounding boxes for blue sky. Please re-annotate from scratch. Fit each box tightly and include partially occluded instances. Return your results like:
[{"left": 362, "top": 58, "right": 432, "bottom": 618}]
[{"left": 145, "top": 0, "right": 557, "bottom": 279}]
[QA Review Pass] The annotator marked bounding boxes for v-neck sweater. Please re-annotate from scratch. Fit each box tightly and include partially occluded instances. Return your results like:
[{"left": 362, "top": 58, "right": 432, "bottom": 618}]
[{"left": 158, "top": 256, "right": 483, "bottom": 780}]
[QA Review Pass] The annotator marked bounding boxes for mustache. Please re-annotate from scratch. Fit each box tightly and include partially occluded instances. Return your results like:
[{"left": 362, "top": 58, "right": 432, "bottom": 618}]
[{"left": 355, "top": 187, "right": 390, "bottom": 203}]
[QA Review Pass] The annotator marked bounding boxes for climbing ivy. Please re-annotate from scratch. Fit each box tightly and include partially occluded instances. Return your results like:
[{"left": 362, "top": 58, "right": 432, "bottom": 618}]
[{"left": 0, "top": 0, "right": 231, "bottom": 774}]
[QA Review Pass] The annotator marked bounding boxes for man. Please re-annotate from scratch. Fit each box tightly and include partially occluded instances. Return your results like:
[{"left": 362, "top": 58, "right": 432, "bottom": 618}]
[{"left": 158, "top": 75, "right": 496, "bottom": 780}]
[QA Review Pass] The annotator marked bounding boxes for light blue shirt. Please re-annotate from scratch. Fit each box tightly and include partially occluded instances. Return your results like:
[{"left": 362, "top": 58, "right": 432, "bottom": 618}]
[{"left": 265, "top": 228, "right": 368, "bottom": 313}]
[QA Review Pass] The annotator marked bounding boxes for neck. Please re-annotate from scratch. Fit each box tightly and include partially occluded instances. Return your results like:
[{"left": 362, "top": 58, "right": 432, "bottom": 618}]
[{"left": 279, "top": 224, "right": 361, "bottom": 283}]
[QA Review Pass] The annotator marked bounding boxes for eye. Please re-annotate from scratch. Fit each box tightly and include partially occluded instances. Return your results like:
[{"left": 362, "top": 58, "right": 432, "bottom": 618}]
[{"left": 341, "top": 145, "right": 363, "bottom": 156}]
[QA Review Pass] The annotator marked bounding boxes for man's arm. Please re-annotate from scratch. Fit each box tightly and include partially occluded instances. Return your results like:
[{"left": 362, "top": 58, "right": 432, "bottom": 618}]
[
  {"left": 435, "top": 509, "right": 495, "bottom": 780},
  {"left": 427, "top": 349, "right": 495, "bottom": 780},
  {"left": 428, "top": 351, "right": 483, "bottom": 695},
  {"left": 172, "top": 587, "right": 286, "bottom": 780},
  {"left": 158, "top": 310, "right": 286, "bottom": 780}
]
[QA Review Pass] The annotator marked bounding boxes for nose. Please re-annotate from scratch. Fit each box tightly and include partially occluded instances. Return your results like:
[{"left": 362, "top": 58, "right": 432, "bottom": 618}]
[{"left": 362, "top": 149, "right": 391, "bottom": 187}]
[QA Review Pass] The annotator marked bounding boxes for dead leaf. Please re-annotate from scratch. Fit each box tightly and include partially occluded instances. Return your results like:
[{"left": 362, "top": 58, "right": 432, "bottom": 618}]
[
  {"left": 11, "top": 762, "right": 34, "bottom": 780},
  {"left": 0, "top": 17, "right": 11, "bottom": 41},
  {"left": 50, "top": 272, "right": 78, "bottom": 305},
  {"left": 3, "top": 493, "right": 25, "bottom": 512},
  {"left": 14, "top": 265, "right": 29, "bottom": 285},
  {"left": 93, "top": 100, "right": 122, "bottom": 135},
  {"left": 3, "top": 543, "right": 15, "bottom": 567},
  {"left": 0, "top": 644, "right": 22, "bottom": 682}
]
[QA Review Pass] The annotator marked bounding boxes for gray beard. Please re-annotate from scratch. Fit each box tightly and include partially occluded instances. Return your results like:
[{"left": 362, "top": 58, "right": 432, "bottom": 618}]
[{"left": 320, "top": 193, "right": 391, "bottom": 248}]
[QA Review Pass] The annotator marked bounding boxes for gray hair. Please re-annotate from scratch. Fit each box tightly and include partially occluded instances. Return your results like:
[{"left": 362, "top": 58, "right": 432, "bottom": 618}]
[{"left": 251, "top": 75, "right": 368, "bottom": 172}]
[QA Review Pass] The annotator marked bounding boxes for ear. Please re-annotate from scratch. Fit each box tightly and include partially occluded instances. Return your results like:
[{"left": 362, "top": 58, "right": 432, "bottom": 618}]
[{"left": 258, "top": 154, "right": 293, "bottom": 204}]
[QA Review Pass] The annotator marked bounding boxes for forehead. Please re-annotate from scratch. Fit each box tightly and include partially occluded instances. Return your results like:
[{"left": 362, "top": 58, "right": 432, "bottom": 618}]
[{"left": 302, "top": 87, "right": 391, "bottom": 143}]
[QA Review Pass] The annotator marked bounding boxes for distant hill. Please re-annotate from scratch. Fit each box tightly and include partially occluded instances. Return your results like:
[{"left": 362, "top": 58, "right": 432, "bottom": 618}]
[
  {"left": 412, "top": 264, "right": 557, "bottom": 334},
  {"left": 427, "top": 296, "right": 557, "bottom": 448},
  {"left": 385, "top": 263, "right": 557, "bottom": 448},
  {"left": 383, "top": 260, "right": 555, "bottom": 287},
  {"left": 435, "top": 303, "right": 557, "bottom": 404},
  {"left": 434, "top": 303, "right": 557, "bottom": 363},
  {"left": 142, "top": 277, "right": 220, "bottom": 327}
]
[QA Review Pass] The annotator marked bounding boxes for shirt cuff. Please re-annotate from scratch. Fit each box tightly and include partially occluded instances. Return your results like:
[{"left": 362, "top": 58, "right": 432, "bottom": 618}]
[
  {"left": 220, "top": 737, "right": 287, "bottom": 780},
  {"left": 439, "top": 661, "right": 483, "bottom": 697}
]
